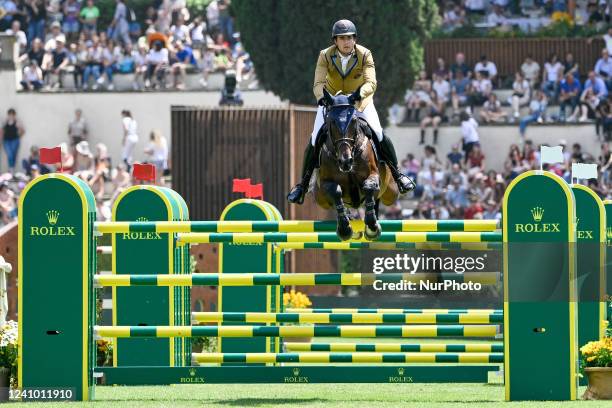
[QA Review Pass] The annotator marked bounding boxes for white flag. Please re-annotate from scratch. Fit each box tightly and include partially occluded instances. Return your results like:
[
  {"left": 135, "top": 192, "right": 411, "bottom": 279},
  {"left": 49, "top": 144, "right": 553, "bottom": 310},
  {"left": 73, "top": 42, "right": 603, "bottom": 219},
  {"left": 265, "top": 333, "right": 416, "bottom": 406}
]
[
  {"left": 540, "top": 145, "right": 564, "bottom": 165},
  {"left": 572, "top": 163, "right": 598, "bottom": 180}
]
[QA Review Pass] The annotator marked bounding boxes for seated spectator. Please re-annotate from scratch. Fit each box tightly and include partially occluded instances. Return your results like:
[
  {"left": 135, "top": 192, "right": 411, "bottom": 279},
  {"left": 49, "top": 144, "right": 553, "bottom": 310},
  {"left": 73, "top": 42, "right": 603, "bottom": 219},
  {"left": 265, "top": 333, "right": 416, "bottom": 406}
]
[
  {"left": 68, "top": 109, "right": 88, "bottom": 146},
  {"left": 73, "top": 141, "right": 95, "bottom": 178},
  {"left": 433, "top": 57, "right": 449, "bottom": 80},
  {"left": 466, "top": 142, "right": 485, "bottom": 177},
  {"left": 442, "top": 2, "right": 465, "bottom": 31},
  {"left": 0, "top": 0, "right": 17, "bottom": 31},
  {"left": 519, "top": 90, "right": 548, "bottom": 138},
  {"left": 44, "top": 21, "right": 64, "bottom": 51},
  {"left": 402, "top": 153, "right": 421, "bottom": 180},
  {"left": 80, "top": 0, "right": 100, "bottom": 35},
  {"left": 190, "top": 17, "right": 207, "bottom": 52},
  {"left": 213, "top": 48, "right": 232, "bottom": 71},
  {"left": 170, "top": 15, "right": 191, "bottom": 45},
  {"left": 574, "top": 87, "right": 600, "bottom": 122},
  {"left": 20, "top": 60, "right": 44, "bottom": 91},
  {"left": 522, "top": 139, "right": 537, "bottom": 169},
  {"left": 594, "top": 48, "right": 612, "bottom": 90},
  {"left": 110, "top": 163, "right": 131, "bottom": 203},
  {"left": 5, "top": 20, "right": 26, "bottom": 55},
  {"left": 480, "top": 93, "right": 508, "bottom": 123},
  {"left": 584, "top": 70, "right": 608, "bottom": 99},
  {"left": 403, "top": 70, "right": 431, "bottom": 123},
  {"left": 460, "top": 111, "right": 480, "bottom": 160},
  {"left": 474, "top": 55, "right": 497, "bottom": 83},
  {"left": 464, "top": 0, "right": 487, "bottom": 15},
  {"left": 22, "top": 145, "right": 50, "bottom": 176},
  {"left": 418, "top": 164, "right": 445, "bottom": 201},
  {"left": 445, "top": 162, "right": 467, "bottom": 188},
  {"left": 232, "top": 39, "right": 254, "bottom": 83},
  {"left": 446, "top": 144, "right": 464, "bottom": 169},
  {"left": 199, "top": 44, "right": 215, "bottom": 88},
  {"left": 450, "top": 52, "right": 470, "bottom": 79},
  {"left": 82, "top": 39, "right": 103, "bottom": 90},
  {"left": 564, "top": 52, "right": 579, "bottom": 79},
  {"left": 73, "top": 42, "right": 88, "bottom": 89},
  {"left": 116, "top": 43, "right": 136, "bottom": 76},
  {"left": 558, "top": 72, "right": 582, "bottom": 122},
  {"left": 509, "top": 72, "right": 531, "bottom": 121},
  {"left": 504, "top": 144, "right": 528, "bottom": 180},
  {"left": 171, "top": 40, "right": 196, "bottom": 90},
  {"left": 602, "top": 26, "right": 612, "bottom": 55},
  {"left": 467, "top": 72, "right": 492, "bottom": 111},
  {"left": 20, "top": 38, "right": 45, "bottom": 67},
  {"left": 419, "top": 90, "right": 444, "bottom": 145},
  {"left": 145, "top": 40, "right": 169, "bottom": 89},
  {"left": 59, "top": 142, "right": 75, "bottom": 173},
  {"left": 432, "top": 73, "right": 450, "bottom": 107},
  {"left": 445, "top": 175, "right": 469, "bottom": 218},
  {"left": 42, "top": 36, "right": 69, "bottom": 89},
  {"left": 133, "top": 44, "right": 148, "bottom": 90},
  {"left": 597, "top": 94, "right": 612, "bottom": 139},
  {"left": 542, "top": 53, "right": 563, "bottom": 103},
  {"left": 450, "top": 70, "right": 470, "bottom": 119},
  {"left": 89, "top": 143, "right": 111, "bottom": 199},
  {"left": 464, "top": 195, "right": 484, "bottom": 220},
  {"left": 0, "top": 182, "right": 17, "bottom": 225},
  {"left": 99, "top": 39, "right": 120, "bottom": 90},
  {"left": 520, "top": 54, "right": 540, "bottom": 89},
  {"left": 487, "top": 4, "right": 509, "bottom": 28},
  {"left": 422, "top": 144, "right": 442, "bottom": 170}
]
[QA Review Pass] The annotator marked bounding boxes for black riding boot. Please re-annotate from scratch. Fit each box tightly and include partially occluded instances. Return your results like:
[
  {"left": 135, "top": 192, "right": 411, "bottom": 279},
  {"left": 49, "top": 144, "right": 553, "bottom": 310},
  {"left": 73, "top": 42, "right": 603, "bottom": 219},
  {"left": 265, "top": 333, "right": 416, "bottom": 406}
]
[
  {"left": 379, "top": 134, "right": 416, "bottom": 194},
  {"left": 287, "top": 142, "right": 317, "bottom": 204}
]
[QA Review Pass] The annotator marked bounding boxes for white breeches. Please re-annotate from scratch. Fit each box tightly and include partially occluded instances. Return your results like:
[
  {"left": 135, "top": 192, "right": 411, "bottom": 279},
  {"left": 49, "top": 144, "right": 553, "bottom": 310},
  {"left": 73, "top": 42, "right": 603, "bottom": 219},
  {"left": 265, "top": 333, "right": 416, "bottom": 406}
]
[{"left": 311, "top": 103, "right": 384, "bottom": 146}]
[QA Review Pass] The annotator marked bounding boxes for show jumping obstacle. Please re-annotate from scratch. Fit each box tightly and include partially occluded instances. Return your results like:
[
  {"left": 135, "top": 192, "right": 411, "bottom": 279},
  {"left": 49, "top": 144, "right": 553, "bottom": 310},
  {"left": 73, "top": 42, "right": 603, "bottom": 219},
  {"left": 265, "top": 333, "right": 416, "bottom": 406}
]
[{"left": 18, "top": 170, "right": 609, "bottom": 402}]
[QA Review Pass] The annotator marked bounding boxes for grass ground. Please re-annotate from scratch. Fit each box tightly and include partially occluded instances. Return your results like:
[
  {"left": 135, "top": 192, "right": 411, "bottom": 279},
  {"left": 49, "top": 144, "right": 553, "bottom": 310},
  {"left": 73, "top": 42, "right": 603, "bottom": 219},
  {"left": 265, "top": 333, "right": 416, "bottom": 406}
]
[{"left": 7, "top": 383, "right": 611, "bottom": 407}]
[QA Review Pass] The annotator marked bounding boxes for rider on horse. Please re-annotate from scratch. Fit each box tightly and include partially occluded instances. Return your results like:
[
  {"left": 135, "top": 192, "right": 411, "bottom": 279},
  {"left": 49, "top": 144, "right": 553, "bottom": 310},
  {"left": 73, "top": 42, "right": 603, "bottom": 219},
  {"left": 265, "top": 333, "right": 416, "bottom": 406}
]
[{"left": 287, "top": 19, "right": 415, "bottom": 204}]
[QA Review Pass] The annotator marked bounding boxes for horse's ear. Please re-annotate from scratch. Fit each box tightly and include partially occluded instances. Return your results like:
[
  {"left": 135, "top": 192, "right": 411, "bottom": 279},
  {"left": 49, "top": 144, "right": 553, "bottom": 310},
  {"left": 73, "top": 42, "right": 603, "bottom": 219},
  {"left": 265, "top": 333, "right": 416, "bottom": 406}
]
[{"left": 323, "top": 88, "right": 333, "bottom": 105}]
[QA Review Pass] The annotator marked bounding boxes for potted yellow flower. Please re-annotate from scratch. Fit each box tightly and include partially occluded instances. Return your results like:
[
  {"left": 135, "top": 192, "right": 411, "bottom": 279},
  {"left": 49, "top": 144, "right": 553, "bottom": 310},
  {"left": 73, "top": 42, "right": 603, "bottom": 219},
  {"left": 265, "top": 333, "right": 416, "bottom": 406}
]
[
  {"left": 96, "top": 338, "right": 114, "bottom": 367},
  {"left": 0, "top": 320, "right": 18, "bottom": 401},
  {"left": 282, "top": 289, "right": 312, "bottom": 343},
  {"left": 581, "top": 323, "right": 612, "bottom": 400}
]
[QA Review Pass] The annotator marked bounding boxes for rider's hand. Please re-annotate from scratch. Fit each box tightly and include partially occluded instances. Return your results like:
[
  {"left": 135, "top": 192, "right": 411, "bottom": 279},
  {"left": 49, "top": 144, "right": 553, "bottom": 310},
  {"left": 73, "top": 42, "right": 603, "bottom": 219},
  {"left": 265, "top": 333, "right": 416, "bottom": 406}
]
[{"left": 318, "top": 98, "right": 328, "bottom": 107}]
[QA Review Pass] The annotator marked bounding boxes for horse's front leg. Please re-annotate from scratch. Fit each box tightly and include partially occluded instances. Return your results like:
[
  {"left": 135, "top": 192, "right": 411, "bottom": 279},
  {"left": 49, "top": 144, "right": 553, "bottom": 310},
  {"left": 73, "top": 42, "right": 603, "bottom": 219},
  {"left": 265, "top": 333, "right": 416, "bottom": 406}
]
[
  {"left": 322, "top": 181, "right": 352, "bottom": 241},
  {"left": 363, "top": 174, "right": 381, "bottom": 240}
]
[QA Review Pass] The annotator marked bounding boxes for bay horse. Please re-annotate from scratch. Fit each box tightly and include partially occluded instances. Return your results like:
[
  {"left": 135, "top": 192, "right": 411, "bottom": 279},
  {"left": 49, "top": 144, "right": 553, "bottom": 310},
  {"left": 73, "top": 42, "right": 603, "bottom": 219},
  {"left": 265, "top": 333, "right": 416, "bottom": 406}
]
[{"left": 313, "top": 88, "right": 399, "bottom": 241}]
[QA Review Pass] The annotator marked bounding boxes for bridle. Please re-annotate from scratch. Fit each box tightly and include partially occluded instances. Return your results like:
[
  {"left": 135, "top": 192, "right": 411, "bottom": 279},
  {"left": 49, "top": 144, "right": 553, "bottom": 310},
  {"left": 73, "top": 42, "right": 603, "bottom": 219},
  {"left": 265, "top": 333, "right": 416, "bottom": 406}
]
[{"left": 323, "top": 105, "right": 362, "bottom": 164}]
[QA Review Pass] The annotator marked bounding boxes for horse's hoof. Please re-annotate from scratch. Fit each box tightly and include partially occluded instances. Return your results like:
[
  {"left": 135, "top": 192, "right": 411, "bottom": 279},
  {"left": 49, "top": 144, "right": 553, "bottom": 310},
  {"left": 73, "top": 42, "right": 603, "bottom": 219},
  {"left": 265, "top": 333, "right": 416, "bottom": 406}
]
[
  {"left": 364, "top": 223, "right": 381, "bottom": 241},
  {"left": 337, "top": 226, "right": 353, "bottom": 241}
]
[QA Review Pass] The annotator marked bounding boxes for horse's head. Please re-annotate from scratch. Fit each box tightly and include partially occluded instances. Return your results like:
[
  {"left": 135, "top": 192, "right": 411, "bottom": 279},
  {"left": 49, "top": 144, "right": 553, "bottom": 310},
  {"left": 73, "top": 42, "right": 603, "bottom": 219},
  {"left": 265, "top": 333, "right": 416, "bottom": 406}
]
[{"left": 322, "top": 87, "right": 362, "bottom": 173}]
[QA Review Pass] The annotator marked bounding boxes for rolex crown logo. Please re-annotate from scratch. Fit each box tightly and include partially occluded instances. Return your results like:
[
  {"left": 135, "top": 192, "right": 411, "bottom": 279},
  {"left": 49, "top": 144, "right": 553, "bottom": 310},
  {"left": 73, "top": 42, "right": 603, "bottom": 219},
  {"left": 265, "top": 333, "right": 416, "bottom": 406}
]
[
  {"left": 46, "top": 210, "right": 59, "bottom": 225},
  {"left": 531, "top": 207, "right": 544, "bottom": 222},
  {"left": 292, "top": 367, "right": 300, "bottom": 377},
  {"left": 189, "top": 368, "right": 196, "bottom": 377},
  {"left": 398, "top": 368, "right": 404, "bottom": 376},
  {"left": 607, "top": 227, "right": 612, "bottom": 240},
  {"left": 136, "top": 217, "right": 148, "bottom": 222}
]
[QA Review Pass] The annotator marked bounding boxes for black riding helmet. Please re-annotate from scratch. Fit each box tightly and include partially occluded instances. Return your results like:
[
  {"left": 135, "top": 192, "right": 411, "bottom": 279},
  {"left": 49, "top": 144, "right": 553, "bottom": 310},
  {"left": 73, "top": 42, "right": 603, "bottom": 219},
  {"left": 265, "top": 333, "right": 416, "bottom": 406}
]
[{"left": 332, "top": 19, "right": 357, "bottom": 38}]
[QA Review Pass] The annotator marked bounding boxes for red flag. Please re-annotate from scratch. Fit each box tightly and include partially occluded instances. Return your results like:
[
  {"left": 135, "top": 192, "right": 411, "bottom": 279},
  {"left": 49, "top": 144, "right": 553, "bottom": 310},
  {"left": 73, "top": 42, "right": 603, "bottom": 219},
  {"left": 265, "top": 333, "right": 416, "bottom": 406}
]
[
  {"left": 247, "top": 183, "right": 264, "bottom": 199},
  {"left": 232, "top": 178, "right": 251, "bottom": 193},
  {"left": 39, "top": 147, "right": 61, "bottom": 165},
  {"left": 132, "top": 163, "right": 156, "bottom": 182}
]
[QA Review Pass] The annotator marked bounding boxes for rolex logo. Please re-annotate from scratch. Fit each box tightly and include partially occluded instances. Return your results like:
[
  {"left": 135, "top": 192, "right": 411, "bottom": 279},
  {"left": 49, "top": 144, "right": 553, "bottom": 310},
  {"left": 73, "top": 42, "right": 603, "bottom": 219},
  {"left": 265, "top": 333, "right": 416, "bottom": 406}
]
[
  {"left": 136, "top": 217, "right": 148, "bottom": 222},
  {"left": 398, "top": 368, "right": 404, "bottom": 376},
  {"left": 531, "top": 207, "right": 544, "bottom": 222},
  {"left": 607, "top": 227, "right": 612, "bottom": 240},
  {"left": 189, "top": 368, "right": 196, "bottom": 377},
  {"left": 46, "top": 210, "right": 59, "bottom": 225},
  {"left": 292, "top": 368, "right": 300, "bottom": 377}
]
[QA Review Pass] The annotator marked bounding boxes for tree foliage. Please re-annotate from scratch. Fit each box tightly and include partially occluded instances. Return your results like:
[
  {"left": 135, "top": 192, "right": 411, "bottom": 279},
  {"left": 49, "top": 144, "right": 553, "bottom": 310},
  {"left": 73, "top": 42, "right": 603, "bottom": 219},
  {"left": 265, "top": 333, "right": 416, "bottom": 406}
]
[{"left": 232, "top": 0, "right": 438, "bottom": 125}]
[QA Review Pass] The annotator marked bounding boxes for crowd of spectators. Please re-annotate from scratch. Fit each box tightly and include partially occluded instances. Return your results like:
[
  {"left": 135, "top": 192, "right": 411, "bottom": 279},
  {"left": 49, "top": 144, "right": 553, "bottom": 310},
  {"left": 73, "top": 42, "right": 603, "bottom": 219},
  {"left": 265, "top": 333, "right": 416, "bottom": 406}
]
[
  {"left": 381, "top": 135, "right": 609, "bottom": 221},
  {"left": 440, "top": 0, "right": 611, "bottom": 33},
  {"left": 1, "top": 0, "right": 254, "bottom": 91},
  {"left": 400, "top": 41, "right": 612, "bottom": 141},
  {"left": 0, "top": 106, "right": 169, "bottom": 225}
]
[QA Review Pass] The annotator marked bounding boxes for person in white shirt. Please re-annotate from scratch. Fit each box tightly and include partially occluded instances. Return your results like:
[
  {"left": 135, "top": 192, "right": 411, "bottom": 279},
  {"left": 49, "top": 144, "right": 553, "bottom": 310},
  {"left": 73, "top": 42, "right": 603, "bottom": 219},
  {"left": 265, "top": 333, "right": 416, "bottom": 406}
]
[
  {"left": 432, "top": 74, "right": 450, "bottom": 105},
  {"left": 480, "top": 93, "right": 508, "bottom": 123},
  {"left": 467, "top": 72, "right": 492, "bottom": 111},
  {"left": 44, "top": 21, "right": 64, "bottom": 51},
  {"left": 5, "top": 20, "right": 26, "bottom": 55},
  {"left": 144, "top": 129, "right": 168, "bottom": 184},
  {"left": 474, "top": 55, "right": 497, "bottom": 82},
  {"left": 487, "top": 5, "right": 508, "bottom": 27},
  {"left": 521, "top": 55, "right": 540, "bottom": 88},
  {"left": 594, "top": 48, "right": 612, "bottom": 91},
  {"left": 508, "top": 72, "right": 531, "bottom": 120},
  {"left": 460, "top": 111, "right": 480, "bottom": 164},
  {"left": 603, "top": 27, "right": 612, "bottom": 55},
  {"left": 20, "top": 60, "right": 44, "bottom": 90},
  {"left": 465, "top": 0, "right": 486, "bottom": 14},
  {"left": 145, "top": 40, "right": 169, "bottom": 88},
  {"left": 542, "top": 53, "right": 563, "bottom": 103},
  {"left": 121, "top": 110, "right": 139, "bottom": 168}
]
